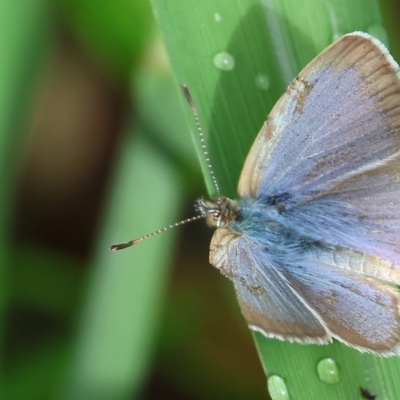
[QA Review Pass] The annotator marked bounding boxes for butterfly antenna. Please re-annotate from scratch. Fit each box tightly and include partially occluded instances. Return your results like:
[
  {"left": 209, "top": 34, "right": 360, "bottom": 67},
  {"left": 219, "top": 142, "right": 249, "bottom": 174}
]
[
  {"left": 109, "top": 214, "right": 204, "bottom": 250},
  {"left": 110, "top": 86, "right": 218, "bottom": 251},
  {"left": 181, "top": 84, "right": 221, "bottom": 203}
]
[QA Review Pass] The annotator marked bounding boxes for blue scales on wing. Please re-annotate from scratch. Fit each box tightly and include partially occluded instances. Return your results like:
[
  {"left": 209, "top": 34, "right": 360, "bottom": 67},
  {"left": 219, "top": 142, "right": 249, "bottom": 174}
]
[
  {"left": 238, "top": 32, "right": 400, "bottom": 271},
  {"left": 210, "top": 206, "right": 400, "bottom": 354},
  {"left": 210, "top": 227, "right": 329, "bottom": 344}
]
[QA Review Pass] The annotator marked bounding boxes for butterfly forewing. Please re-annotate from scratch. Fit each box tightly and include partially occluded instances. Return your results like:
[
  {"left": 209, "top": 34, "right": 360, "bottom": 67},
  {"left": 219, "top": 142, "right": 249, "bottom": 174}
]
[
  {"left": 239, "top": 32, "right": 400, "bottom": 267},
  {"left": 239, "top": 32, "right": 400, "bottom": 200},
  {"left": 284, "top": 160, "right": 400, "bottom": 267}
]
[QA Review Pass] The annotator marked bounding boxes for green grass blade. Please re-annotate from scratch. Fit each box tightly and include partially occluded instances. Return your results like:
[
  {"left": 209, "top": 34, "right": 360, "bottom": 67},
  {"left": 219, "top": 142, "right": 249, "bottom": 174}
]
[
  {"left": 0, "top": 0, "right": 50, "bottom": 381},
  {"left": 64, "top": 128, "right": 184, "bottom": 400},
  {"left": 151, "top": 0, "right": 400, "bottom": 398},
  {"left": 5, "top": 337, "right": 70, "bottom": 400}
]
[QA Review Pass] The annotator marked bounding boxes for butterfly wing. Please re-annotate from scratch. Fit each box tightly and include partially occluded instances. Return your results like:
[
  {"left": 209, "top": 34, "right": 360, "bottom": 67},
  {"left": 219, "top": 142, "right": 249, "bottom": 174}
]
[
  {"left": 239, "top": 32, "right": 400, "bottom": 198},
  {"left": 210, "top": 228, "right": 330, "bottom": 343},
  {"left": 282, "top": 160, "right": 400, "bottom": 267},
  {"left": 211, "top": 228, "right": 400, "bottom": 354},
  {"left": 238, "top": 32, "right": 400, "bottom": 266},
  {"left": 284, "top": 248, "right": 400, "bottom": 355}
]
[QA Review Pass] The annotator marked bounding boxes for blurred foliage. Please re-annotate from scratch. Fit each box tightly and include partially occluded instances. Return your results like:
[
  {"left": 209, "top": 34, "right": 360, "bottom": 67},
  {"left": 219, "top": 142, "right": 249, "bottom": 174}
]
[
  {"left": 60, "top": 0, "right": 155, "bottom": 79},
  {"left": 0, "top": 0, "right": 399, "bottom": 399}
]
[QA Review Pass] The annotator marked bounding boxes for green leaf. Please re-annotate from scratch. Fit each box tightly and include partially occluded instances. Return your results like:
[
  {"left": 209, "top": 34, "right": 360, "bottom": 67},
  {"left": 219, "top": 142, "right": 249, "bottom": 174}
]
[{"left": 151, "top": 0, "right": 400, "bottom": 398}]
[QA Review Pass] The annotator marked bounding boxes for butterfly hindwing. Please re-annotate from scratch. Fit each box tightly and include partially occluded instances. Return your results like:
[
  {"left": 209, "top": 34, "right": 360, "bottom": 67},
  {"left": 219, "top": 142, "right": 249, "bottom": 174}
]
[
  {"left": 284, "top": 248, "right": 400, "bottom": 355},
  {"left": 210, "top": 228, "right": 400, "bottom": 354},
  {"left": 211, "top": 228, "right": 330, "bottom": 343}
]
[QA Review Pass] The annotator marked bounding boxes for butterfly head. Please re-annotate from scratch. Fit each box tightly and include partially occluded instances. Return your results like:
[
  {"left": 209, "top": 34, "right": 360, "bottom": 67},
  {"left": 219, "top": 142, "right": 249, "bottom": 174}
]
[{"left": 195, "top": 197, "right": 239, "bottom": 228}]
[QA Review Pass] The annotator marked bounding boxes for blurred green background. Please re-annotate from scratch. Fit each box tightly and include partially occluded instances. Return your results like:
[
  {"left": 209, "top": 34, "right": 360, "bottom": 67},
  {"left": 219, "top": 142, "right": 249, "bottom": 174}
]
[{"left": 1, "top": 0, "right": 400, "bottom": 399}]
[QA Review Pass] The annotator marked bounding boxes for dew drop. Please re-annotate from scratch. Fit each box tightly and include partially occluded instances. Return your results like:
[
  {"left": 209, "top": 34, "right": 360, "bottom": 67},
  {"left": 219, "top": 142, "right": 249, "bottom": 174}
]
[
  {"left": 268, "top": 375, "right": 289, "bottom": 400},
  {"left": 317, "top": 358, "right": 340, "bottom": 384},
  {"left": 367, "top": 23, "right": 389, "bottom": 47},
  {"left": 255, "top": 74, "right": 270, "bottom": 90},
  {"left": 214, "top": 12, "right": 221, "bottom": 22},
  {"left": 213, "top": 52, "right": 235, "bottom": 71}
]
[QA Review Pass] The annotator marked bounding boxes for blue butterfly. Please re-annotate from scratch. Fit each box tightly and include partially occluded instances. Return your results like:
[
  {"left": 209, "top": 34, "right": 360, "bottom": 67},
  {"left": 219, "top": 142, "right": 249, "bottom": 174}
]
[
  {"left": 196, "top": 32, "right": 400, "bottom": 355},
  {"left": 112, "top": 32, "right": 400, "bottom": 356}
]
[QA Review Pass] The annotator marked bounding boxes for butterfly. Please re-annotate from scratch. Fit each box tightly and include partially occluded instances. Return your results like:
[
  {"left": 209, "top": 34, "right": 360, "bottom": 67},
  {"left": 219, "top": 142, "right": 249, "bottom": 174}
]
[
  {"left": 112, "top": 32, "right": 400, "bottom": 356},
  {"left": 196, "top": 32, "right": 400, "bottom": 356}
]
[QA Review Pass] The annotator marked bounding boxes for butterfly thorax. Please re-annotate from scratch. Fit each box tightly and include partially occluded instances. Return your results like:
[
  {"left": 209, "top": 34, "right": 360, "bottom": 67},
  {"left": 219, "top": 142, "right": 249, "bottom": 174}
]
[
  {"left": 227, "top": 197, "right": 322, "bottom": 255},
  {"left": 197, "top": 196, "right": 298, "bottom": 250},
  {"left": 195, "top": 197, "right": 239, "bottom": 228}
]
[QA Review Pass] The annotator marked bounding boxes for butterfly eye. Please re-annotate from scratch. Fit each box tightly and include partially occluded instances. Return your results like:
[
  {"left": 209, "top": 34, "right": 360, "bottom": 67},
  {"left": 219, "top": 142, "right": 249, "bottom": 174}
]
[{"left": 217, "top": 198, "right": 239, "bottom": 226}]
